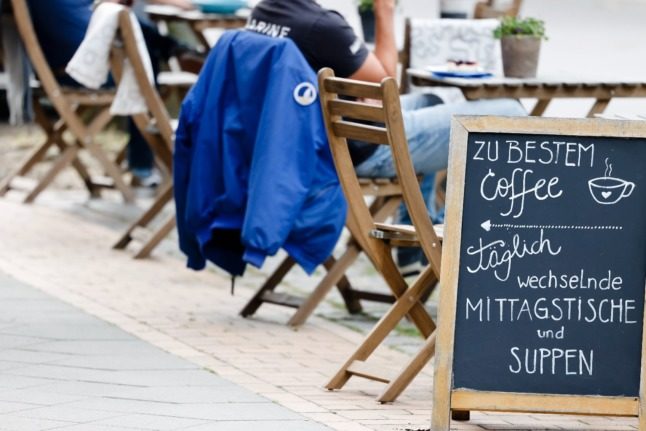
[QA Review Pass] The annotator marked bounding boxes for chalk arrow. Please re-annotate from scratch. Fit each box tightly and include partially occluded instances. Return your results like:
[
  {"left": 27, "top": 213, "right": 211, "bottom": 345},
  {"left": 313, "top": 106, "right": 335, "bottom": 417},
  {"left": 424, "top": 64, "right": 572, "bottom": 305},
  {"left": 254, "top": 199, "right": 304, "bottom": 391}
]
[{"left": 480, "top": 220, "right": 622, "bottom": 231}]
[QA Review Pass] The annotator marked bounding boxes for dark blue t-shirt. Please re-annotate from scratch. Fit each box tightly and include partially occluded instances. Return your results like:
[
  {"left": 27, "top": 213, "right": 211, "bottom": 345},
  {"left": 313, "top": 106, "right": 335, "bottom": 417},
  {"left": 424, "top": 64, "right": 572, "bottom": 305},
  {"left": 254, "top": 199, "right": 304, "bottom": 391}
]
[
  {"left": 248, "top": 0, "right": 378, "bottom": 164},
  {"left": 26, "top": 0, "right": 92, "bottom": 73},
  {"left": 247, "top": 0, "right": 369, "bottom": 78}
]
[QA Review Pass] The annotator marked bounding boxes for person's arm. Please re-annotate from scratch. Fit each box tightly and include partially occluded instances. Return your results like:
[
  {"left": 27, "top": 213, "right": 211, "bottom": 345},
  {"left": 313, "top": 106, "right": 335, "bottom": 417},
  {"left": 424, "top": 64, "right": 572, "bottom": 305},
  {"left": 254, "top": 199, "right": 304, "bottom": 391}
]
[{"left": 349, "top": 0, "right": 397, "bottom": 82}]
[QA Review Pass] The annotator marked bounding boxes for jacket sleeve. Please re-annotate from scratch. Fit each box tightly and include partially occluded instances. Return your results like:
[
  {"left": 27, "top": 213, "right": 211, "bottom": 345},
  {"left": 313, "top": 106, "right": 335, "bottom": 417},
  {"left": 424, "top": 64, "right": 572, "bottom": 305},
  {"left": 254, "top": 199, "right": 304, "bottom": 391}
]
[
  {"left": 241, "top": 62, "right": 320, "bottom": 268},
  {"left": 173, "top": 94, "right": 207, "bottom": 270}
]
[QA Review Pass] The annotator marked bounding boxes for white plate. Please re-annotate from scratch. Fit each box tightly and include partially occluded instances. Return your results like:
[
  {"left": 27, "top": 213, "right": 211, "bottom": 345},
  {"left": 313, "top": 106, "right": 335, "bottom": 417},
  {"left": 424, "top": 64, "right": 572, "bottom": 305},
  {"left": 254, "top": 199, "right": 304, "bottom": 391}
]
[{"left": 425, "top": 65, "right": 493, "bottom": 79}]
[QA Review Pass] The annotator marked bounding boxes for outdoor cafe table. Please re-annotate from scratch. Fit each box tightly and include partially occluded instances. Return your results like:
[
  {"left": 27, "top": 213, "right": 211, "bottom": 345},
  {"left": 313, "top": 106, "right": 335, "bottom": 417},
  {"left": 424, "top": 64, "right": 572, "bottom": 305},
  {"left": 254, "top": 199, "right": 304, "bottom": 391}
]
[
  {"left": 144, "top": 4, "right": 248, "bottom": 48},
  {"left": 407, "top": 68, "right": 646, "bottom": 118}
]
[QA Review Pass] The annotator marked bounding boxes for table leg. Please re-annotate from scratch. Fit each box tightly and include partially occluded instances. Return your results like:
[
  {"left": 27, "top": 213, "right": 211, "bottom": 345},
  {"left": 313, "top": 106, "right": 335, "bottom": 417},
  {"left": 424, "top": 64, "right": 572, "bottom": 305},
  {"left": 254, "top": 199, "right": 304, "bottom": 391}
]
[
  {"left": 587, "top": 98, "right": 611, "bottom": 118},
  {"left": 190, "top": 22, "right": 212, "bottom": 50},
  {"left": 530, "top": 99, "right": 551, "bottom": 116}
]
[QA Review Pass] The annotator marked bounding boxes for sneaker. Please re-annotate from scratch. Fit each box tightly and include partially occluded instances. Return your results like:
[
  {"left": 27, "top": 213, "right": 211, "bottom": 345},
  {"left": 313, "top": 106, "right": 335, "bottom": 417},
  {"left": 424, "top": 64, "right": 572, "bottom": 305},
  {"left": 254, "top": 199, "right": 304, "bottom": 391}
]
[
  {"left": 396, "top": 248, "right": 426, "bottom": 277},
  {"left": 398, "top": 260, "right": 425, "bottom": 278},
  {"left": 131, "top": 168, "right": 162, "bottom": 189}
]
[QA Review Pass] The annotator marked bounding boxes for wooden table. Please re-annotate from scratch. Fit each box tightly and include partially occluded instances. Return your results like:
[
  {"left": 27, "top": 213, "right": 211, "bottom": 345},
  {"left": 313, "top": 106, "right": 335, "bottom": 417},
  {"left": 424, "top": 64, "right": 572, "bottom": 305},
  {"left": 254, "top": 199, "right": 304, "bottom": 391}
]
[
  {"left": 145, "top": 5, "right": 248, "bottom": 48},
  {"left": 408, "top": 68, "right": 646, "bottom": 117}
]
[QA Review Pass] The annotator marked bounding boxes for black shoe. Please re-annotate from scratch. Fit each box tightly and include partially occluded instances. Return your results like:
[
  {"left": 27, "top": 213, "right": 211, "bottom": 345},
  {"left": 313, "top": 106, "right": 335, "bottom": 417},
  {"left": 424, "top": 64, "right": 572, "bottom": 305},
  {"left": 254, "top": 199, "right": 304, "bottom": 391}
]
[
  {"left": 397, "top": 248, "right": 425, "bottom": 277},
  {"left": 131, "top": 169, "right": 162, "bottom": 189}
]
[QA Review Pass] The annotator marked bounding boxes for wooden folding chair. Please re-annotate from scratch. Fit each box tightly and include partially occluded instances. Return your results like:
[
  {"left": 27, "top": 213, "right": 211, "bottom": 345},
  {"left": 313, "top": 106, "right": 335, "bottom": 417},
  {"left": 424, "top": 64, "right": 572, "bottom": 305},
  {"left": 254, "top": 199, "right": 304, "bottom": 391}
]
[
  {"left": 0, "top": 0, "right": 134, "bottom": 203},
  {"left": 240, "top": 180, "right": 407, "bottom": 326},
  {"left": 110, "top": 8, "right": 177, "bottom": 259},
  {"left": 319, "top": 68, "right": 445, "bottom": 404}
]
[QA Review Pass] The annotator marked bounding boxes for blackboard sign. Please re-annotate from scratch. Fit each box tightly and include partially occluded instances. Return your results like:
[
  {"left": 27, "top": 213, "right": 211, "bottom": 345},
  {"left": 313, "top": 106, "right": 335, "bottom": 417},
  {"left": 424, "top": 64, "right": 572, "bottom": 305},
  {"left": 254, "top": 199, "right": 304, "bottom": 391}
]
[{"left": 432, "top": 117, "right": 646, "bottom": 430}]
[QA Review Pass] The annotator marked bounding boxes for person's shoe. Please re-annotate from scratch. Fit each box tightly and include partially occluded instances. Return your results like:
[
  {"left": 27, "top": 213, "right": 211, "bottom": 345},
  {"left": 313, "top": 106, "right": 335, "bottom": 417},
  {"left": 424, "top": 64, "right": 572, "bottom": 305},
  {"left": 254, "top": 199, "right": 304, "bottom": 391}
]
[
  {"left": 131, "top": 168, "right": 162, "bottom": 189},
  {"left": 396, "top": 248, "right": 426, "bottom": 277},
  {"left": 398, "top": 260, "right": 426, "bottom": 278}
]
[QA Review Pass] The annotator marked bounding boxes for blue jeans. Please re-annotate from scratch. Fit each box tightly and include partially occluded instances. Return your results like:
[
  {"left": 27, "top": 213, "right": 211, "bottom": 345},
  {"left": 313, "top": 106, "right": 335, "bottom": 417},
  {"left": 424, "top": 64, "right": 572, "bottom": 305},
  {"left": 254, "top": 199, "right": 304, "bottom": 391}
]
[{"left": 355, "top": 94, "right": 526, "bottom": 223}]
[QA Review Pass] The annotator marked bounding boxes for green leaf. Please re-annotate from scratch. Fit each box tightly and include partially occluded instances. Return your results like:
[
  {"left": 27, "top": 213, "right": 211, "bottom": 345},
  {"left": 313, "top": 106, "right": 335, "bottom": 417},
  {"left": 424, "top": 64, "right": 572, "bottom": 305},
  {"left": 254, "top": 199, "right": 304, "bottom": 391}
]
[
  {"left": 493, "top": 16, "right": 547, "bottom": 40},
  {"left": 358, "top": 0, "right": 373, "bottom": 12}
]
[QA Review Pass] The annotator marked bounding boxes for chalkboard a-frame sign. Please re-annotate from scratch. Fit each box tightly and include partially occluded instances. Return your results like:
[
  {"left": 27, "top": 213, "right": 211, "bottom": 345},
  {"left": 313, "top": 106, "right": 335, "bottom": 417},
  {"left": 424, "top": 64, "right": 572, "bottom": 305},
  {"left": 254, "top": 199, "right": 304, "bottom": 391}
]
[{"left": 432, "top": 116, "right": 646, "bottom": 430}]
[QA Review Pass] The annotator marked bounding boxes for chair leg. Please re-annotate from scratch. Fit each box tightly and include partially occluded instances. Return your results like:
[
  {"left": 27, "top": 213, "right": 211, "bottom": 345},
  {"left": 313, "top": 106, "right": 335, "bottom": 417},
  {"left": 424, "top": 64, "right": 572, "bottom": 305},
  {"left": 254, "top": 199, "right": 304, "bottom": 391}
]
[
  {"left": 80, "top": 107, "right": 134, "bottom": 201},
  {"left": 131, "top": 113, "right": 173, "bottom": 171},
  {"left": 240, "top": 256, "right": 297, "bottom": 318},
  {"left": 81, "top": 138, "right": 135, "bottom": 203},
  {"left": 43, "top": 107, "right": 98, "bottom": 197},
  {"left": 240, "top": 243, "right": 363, "bottom": 324},
  {"left": 326, "top": 267, "right": 436, "bottom": 391},
  {"left": 115, "top": 145, "right": 127, "bottom": 168},
  {"left": 239, "top": 188, "right": 404, "bottom": 325},
  {"left": 323, "top": 247, "right": 362, "bottom": 315},
  {"left": 287, "top": 195, "right": 402, "bottom": 322},
  {"left": 0, "top": 137, "right": 55, "bottom": 196},
  {"left": 53, "top": 137, "right": 100, "bottom": 198},
  {"left": 113, "top": 182, "right": 173, "bottom": 249},
  {"left": 287, "top": 246, "right": 362, "bottom": 327},
  {"left": 134, "top": 214, "right": 175, "bottom": 259},
  {"left": 24, "top": 145, "right": 80, "bottom": 203},
  {"left": 377, "top": 332, "right": 435, "bottom": 403},
  {"left": 380, "top": 256, "right": 436, "bottom": 339}
]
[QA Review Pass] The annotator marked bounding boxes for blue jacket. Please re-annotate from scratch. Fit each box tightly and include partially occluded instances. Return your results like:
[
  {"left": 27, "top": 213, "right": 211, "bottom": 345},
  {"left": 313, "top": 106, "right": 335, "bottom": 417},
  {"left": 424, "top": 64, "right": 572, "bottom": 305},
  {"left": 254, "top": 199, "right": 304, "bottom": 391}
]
[{"left": 174, "top": 30, "right": 346, "bottom": 276}]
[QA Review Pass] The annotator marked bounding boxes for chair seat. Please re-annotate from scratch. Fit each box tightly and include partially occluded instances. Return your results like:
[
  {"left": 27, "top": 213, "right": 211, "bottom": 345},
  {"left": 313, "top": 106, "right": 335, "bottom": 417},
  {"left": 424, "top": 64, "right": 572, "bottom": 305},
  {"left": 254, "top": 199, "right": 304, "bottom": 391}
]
[
  {"left": 158, "top": 71, "right": 198, "bottom": 88},
  {"left": 357, "top": 177, "right": 402, "bottom": 197},
  {"left": 61, "top": 87, "right": 115, "bottom": 106},
  {"left": 371, "top": 222, "right": 444, "bottom": 245}
]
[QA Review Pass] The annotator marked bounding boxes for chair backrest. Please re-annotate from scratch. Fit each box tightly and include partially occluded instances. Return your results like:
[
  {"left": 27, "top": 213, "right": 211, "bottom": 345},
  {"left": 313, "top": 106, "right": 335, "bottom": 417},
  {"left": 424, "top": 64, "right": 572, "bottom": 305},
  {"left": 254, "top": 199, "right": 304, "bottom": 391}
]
[
  {"left": 109, "top": 8, "right": 173, "bottom": 170},
  {"left": 318, "top": 67, "right": 442, "bottom": 274},
  {"left": 401, "top": 17, "right": 502, "bottom": 94},
  {"left": 113, "top": 9, "right": 173, "bottom": 150}
]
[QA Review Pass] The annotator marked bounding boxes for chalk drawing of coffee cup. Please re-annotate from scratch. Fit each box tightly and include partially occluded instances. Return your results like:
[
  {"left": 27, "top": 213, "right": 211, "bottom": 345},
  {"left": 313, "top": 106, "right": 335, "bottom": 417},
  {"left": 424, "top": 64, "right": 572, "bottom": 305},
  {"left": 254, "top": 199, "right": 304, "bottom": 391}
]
[{"left": 588, "top": 158, "right": 635, "bottom": 205}]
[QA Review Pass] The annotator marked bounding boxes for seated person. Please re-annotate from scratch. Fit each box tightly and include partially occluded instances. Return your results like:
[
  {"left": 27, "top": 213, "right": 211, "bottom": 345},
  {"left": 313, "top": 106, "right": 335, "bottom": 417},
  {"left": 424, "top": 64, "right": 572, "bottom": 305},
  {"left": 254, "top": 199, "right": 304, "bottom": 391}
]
[
  {"left": 25, "top": 0, "right": 196, "bottom": 185},
  {"left": 247, "top": 0, "right": 526, "bottom": 270}
]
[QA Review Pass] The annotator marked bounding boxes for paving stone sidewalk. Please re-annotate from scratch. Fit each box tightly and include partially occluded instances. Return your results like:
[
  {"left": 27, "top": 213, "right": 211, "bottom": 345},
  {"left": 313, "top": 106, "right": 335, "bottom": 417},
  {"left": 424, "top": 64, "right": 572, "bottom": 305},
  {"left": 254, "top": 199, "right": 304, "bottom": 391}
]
[{"left": 0, "top": 270, "right": 330, "bottom": 431}]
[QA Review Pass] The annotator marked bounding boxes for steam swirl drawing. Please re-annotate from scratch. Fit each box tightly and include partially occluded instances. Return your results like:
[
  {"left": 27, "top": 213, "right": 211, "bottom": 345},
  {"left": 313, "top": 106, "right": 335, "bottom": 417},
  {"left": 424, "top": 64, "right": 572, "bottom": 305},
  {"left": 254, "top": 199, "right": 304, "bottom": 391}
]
[{"left": 588, "top": 158, "right": 635, "bottom": 205}]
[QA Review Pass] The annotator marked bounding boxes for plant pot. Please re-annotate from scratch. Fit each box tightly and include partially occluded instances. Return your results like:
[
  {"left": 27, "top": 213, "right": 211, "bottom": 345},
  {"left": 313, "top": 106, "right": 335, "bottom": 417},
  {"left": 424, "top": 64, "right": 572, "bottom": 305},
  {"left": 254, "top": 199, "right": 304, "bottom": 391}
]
[
  {"left": 359, "top": 9, "right": 375, "bottom": 43},
  {"left": 500, "top": 36, "right": 541, "bottom": 78}
]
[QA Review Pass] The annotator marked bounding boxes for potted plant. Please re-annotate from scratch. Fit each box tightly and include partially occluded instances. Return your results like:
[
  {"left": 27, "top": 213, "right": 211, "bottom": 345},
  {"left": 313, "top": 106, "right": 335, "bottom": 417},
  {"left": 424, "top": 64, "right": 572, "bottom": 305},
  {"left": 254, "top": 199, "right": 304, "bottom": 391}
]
[
  {"left": 357, "top": 0, "right": 375, "bottom": 43},
  {"left": 493, "top": 16, "right": 547, "bottom": 78}
]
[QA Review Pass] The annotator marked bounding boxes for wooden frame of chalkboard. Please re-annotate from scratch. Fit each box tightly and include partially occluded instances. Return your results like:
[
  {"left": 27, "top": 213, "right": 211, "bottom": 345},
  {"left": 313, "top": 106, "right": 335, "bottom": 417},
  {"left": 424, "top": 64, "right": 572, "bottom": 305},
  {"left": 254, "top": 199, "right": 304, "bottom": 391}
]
[{"left": 432, "top": 116, "right": 646, "bottom": 430}]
